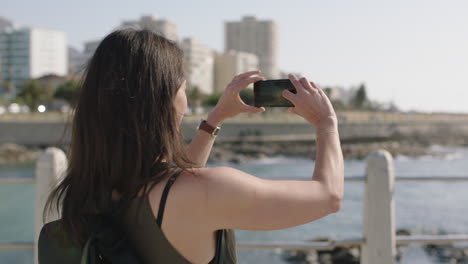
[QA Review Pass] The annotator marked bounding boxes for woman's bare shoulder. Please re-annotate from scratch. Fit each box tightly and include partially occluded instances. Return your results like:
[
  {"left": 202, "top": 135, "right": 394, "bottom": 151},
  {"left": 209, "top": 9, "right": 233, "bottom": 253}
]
[
  {"left": 185, "top": 166, "right": 255, "bottom": 184},
  {"left": 159, "top": 166, "right": 255, "bottom": 213},
  {"left": 145, "top": 167, "right": 239, "bottom": 211},
  {"left": 179, "top": 166, "right": 340, "bottom": 231},
  {"left": 169, "top": 166, "right": 245, "bottom": 198}
]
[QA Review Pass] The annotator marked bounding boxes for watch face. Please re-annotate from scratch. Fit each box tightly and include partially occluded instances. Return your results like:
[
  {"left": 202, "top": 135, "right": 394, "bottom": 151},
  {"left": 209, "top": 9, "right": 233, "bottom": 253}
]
[{"left": 213, "top": 127, "right": 220, "bottom": 136}]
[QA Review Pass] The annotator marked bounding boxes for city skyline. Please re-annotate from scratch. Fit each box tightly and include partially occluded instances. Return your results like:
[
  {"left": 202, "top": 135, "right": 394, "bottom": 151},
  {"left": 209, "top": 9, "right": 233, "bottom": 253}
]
[
  {"left": 2, "top": 0, "right": 468, "bottom": 113},
  {"left": 225, "top": 16, "right": 279, "bottom": 79}
]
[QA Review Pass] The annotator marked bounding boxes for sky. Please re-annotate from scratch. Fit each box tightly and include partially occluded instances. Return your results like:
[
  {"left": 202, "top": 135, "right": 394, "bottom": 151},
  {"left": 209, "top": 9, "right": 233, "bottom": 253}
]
[{"left": 2, "top": 0, "right": 468, "bottom": 113}]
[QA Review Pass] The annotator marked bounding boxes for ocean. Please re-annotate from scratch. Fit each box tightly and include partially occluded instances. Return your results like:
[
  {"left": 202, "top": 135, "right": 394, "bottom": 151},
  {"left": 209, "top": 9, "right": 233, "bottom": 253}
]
[{"left": 1, "top": 145, "right": 468, "bottom": 263}]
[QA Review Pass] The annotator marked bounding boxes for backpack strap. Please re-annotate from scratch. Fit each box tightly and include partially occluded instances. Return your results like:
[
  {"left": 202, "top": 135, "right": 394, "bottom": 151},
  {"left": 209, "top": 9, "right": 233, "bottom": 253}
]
[
  {"left": 156, "top": 169, "right": 183, "bottom": 228},
  {"left": 80, "top": 237, "right": 92, "bottom": 264}
]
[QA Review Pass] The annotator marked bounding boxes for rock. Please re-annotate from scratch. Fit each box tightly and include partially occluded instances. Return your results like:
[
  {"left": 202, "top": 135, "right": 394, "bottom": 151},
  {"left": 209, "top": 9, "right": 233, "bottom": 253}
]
[
  {"left": 281, "top": 246, "right": 360, "bottom": 264},
  {"left": 280, "top": 249, "right": 309, "bottom": 263},
  {"left": 306, "top": 250, "right": 319, "bottom": 263},
  {"left": 318, "top": 253, "right": 332, "bottom": 264},
  {"left": 205, "top": 138, "right": 443, "bottom": 163},
  {"left": 396, "top": 229, "right": 411, "bottom": 236},
  {"left": 0, "top": 143, "right": 28, "bottom": 153},
  {"left": 424, "top": 244, "right": 468, "bottom": 263},
  {"left": 329, "top": 247, "right": 360, "bottom": 264},
  {"left": 0, "top": 143, "right": 40, "bottom": 164},
  {"left": 228, "top": 156, "right": 244, "bottom": 164}
]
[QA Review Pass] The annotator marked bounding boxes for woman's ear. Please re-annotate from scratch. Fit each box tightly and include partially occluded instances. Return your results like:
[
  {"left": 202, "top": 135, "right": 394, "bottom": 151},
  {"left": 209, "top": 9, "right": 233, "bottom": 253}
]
[{"left": 179, "top": 80, "right": 187, "bottom": 91}]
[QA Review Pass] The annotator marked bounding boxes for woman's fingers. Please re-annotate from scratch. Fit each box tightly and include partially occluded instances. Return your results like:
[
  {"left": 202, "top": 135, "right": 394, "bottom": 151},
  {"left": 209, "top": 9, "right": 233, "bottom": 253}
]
[
  {"left": 243, "top": 105, "right": 266, "bottom": 113},
  {"left": 233, "top": 76, "right": 265, "bottom": 92},
  {"left": 214, "top": 71, "right": 267, "bottom": 120},
  {"left": 288, "top": 74, "right": 306, "bottom": 94},
  {"left": 299, "top": 77, "right": 315, "bottom": 92},
  {"left": 310, "top": 81, "right": 324, "bottom": 94},
  {"left": 282, "top": 89, "right": 298, "bottom": 104},
  {"left": 310, "top": 81, "right": 319, "bottom": 89},
  {"left": 233, "top": 70, "right": 261, "bottom": 81}
]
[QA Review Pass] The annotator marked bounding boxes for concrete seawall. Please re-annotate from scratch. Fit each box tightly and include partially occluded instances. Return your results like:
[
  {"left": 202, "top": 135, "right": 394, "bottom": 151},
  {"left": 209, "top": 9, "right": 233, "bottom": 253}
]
[{"left": 1, "top": 120, "right": 468, "bottom": 147}]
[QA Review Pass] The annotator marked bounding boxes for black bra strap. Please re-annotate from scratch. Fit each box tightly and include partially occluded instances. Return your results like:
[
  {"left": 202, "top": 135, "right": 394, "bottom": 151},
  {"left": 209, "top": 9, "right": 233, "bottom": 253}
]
[
  {"left": 156, "top": 169, "right": 183, "bottom": 228},
  {"left": 213, "top": 229, "right": 225, "bottom": 264}
]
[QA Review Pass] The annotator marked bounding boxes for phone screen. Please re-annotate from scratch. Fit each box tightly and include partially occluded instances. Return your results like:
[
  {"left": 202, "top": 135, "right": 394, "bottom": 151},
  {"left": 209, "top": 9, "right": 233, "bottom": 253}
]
[{"left": 254, "top": 79, "right": 297, "bottom": 107}]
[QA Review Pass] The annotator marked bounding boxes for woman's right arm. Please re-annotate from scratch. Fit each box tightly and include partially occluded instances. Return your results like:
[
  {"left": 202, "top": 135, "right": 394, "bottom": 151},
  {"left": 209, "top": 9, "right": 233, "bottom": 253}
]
[{"left": 199, "top": 74, "right": 344, "bottom": 231}]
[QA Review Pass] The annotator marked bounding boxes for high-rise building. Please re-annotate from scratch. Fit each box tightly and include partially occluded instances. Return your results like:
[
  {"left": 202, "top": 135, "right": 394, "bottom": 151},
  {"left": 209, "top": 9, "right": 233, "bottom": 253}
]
[
  {"left": 0, "top": 18, "right": 11, "bottom": 95},
  {"left": 225, "top": 16, "right": 279, "bottom": 79},
  {"left": 83, "top": 40, "right": 101, "bottom": 61},
  {"left": 180, "top": 37, "right": 214, "bottom": 95},
  {"left": 120, "top": 15, "right": 178, "bottom": 42},
  {"left": 214, "top": 50, "right": 259, "bottom": 94},
  {"left": 0, "top": 17, "right": 12, "bottom": 29},
  {"left": 68, "top": 46, "right": 87, "bottom": 75},
  {"left": 0, "top": 26, "right": 67, "bottom": 90}
]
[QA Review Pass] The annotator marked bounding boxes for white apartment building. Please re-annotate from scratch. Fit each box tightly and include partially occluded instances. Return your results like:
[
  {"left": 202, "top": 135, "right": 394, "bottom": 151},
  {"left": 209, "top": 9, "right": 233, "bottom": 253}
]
[
  {"left": 312, "top": 85, "right": 355, "bottom": 104},
  {"left": 225, "top": 16, "right": 279, "bottom": 79},
  {"left": 120, "top": 15, "right": 178, "bottom": 42},
  {"left": 214, "top": 50, "right": 259, "bottom": 94},
  {"left": 180, "top": 37, "right": 214, "bottom": 95},
  {"left": 0, "top": 26, "right": 67, "bottom": 89}
]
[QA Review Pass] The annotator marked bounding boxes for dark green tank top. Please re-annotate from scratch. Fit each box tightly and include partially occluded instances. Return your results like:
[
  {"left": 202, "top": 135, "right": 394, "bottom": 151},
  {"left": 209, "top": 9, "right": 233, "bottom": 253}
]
[
  {"left": 115, "top": 169, "right": 238, "bottom": 264},
  {"left": 37, "top": 169, "right": 237, "bottom": 264}
]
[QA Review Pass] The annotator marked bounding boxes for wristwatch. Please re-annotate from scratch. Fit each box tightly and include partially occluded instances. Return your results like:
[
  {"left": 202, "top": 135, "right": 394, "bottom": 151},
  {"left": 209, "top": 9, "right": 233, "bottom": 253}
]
[{"left": 197, "top": 119, "right": 221, "bottom": 138}]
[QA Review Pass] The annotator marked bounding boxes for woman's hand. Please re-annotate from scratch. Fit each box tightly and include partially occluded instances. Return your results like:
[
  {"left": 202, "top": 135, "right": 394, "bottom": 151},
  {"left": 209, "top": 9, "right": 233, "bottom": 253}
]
[
  {"left": 282, "top": 74, "right": 337, "bottom": 129},
  {"left": 208, "top": 71, "right": 266, "bottom": 124}
]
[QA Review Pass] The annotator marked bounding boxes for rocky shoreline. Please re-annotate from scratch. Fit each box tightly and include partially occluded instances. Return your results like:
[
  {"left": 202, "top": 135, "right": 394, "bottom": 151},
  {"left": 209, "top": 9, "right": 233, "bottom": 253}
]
[
  {"left": 209, "top": 139, "right": 432, "bottom": 164},
  {"left": 0, "top": 137, "right": 465, "bottom": 165},
  {"left": 0, "top": 143, "right": 40, "bottom": 165},
  {"left": 279, "top": 229, "right": 468, "bottom": 264}
]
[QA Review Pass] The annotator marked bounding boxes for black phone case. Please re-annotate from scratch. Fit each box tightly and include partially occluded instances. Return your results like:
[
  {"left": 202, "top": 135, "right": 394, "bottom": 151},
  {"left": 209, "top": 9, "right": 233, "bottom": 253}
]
[{"left": 254, "top": 79, "right": 296, "bottom": 107}]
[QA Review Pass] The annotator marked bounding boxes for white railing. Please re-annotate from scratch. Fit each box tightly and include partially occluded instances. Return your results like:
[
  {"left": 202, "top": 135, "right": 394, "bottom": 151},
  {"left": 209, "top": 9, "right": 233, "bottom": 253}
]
[{"left": 1, "top": 148, "right": 468, "bottom": 264}]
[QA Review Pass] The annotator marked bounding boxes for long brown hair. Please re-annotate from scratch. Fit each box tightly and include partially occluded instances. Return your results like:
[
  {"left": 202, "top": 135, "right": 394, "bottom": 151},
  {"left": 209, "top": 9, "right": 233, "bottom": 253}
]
[{"left": 44, "top": 29, "right": 194, "bottom": 247}]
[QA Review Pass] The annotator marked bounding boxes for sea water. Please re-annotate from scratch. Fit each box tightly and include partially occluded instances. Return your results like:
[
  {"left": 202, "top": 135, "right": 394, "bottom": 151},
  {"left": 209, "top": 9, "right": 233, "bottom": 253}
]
[{"left": 1, "top": 145, "right": 468, "bottom": 263}]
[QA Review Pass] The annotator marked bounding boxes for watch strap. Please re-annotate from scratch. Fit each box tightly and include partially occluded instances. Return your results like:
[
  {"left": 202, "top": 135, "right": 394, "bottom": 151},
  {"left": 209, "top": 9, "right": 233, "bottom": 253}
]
[{"left": 197, "top": 119, "right": 221, "bottom": 137}]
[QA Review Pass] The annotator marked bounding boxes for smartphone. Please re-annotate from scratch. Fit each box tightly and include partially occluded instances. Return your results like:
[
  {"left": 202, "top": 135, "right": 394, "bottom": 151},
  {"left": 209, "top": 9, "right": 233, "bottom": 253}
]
[{"left": 254, "top": 79, "right": 297, "bottom": 107}]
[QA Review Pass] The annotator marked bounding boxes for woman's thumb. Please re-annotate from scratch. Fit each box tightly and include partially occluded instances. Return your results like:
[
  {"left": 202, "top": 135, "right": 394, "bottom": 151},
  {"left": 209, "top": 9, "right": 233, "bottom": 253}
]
[
  {"left": 245, "top": 105, "right": 265, "bottom": 113},
  {"left": 288, "top": 107, "right": 297, "bottom": 114}
]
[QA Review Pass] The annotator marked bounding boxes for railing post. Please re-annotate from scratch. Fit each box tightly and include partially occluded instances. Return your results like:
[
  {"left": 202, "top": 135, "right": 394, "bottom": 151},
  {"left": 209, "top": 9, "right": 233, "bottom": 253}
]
[
  {"left": 361, "top": 149, "right": 396, "bottom": 264},
  {"left": 34, "top": 147, "right": 67, "bottom": 264}
]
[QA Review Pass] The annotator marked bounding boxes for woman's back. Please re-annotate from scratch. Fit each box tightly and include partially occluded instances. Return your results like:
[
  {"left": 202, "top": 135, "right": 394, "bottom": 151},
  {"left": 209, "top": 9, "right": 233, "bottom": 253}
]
[{"left": 113, "top": 168, "right": 237, "bottom": 264}]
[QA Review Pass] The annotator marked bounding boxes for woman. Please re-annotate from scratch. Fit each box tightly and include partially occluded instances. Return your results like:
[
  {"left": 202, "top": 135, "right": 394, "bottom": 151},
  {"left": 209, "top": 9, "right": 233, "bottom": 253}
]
[{"left": 43, "top": 29, "right": 344, "bottom": 264}]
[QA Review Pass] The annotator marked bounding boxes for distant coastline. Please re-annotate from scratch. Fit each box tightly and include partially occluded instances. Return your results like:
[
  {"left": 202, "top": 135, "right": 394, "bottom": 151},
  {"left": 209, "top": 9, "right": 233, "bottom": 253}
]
[
  {"left": 208, "top": 137, "right": 462, "bottom": 163},
  {"left": 2, "top": 111, "right": 468, "bottom": 164},
  {"left": 2, "top": 135, "right": 466, "bottom": 165}
]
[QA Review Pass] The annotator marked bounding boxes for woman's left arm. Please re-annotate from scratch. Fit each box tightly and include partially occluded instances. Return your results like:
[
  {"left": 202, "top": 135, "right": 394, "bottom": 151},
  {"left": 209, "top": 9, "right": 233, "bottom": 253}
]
[
  {"left": 185, "top": 111, "right": 224, "bottom": 167},
  {"left": 186, "top": 70, "right": 266, "bottom": 167}
]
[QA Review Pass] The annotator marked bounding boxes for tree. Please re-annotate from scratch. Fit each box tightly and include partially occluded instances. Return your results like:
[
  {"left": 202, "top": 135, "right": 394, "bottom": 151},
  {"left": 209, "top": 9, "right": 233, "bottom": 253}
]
[
  {"left": 4, "top": 80, "right": 14, "bottom": 94},
  {"left": 323, "top": 87, "right": 333, "bottom": 98},
  {"left": 331, "top": 99, "right": 346, "bottom": 111},
  {"left": 15, "top": 79, "right": 53, "bottom": 111},
  {"left": 350, "top": 83, "right": 368, "bottom": 109},
  {"left": 386, "top": 101, "right": 399, "bottom": 112},
  {"left": 0, "top": 80, "right": 15, "bottom": 103},
  {"left": 187, "top": 86, "right": 206, "bottom": 113},
  {"left": 203, "top": 93, "right": 222, "bottom": 107},
  {"left": 54, "top": 80, "right": 80, "bottom": 106}
]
